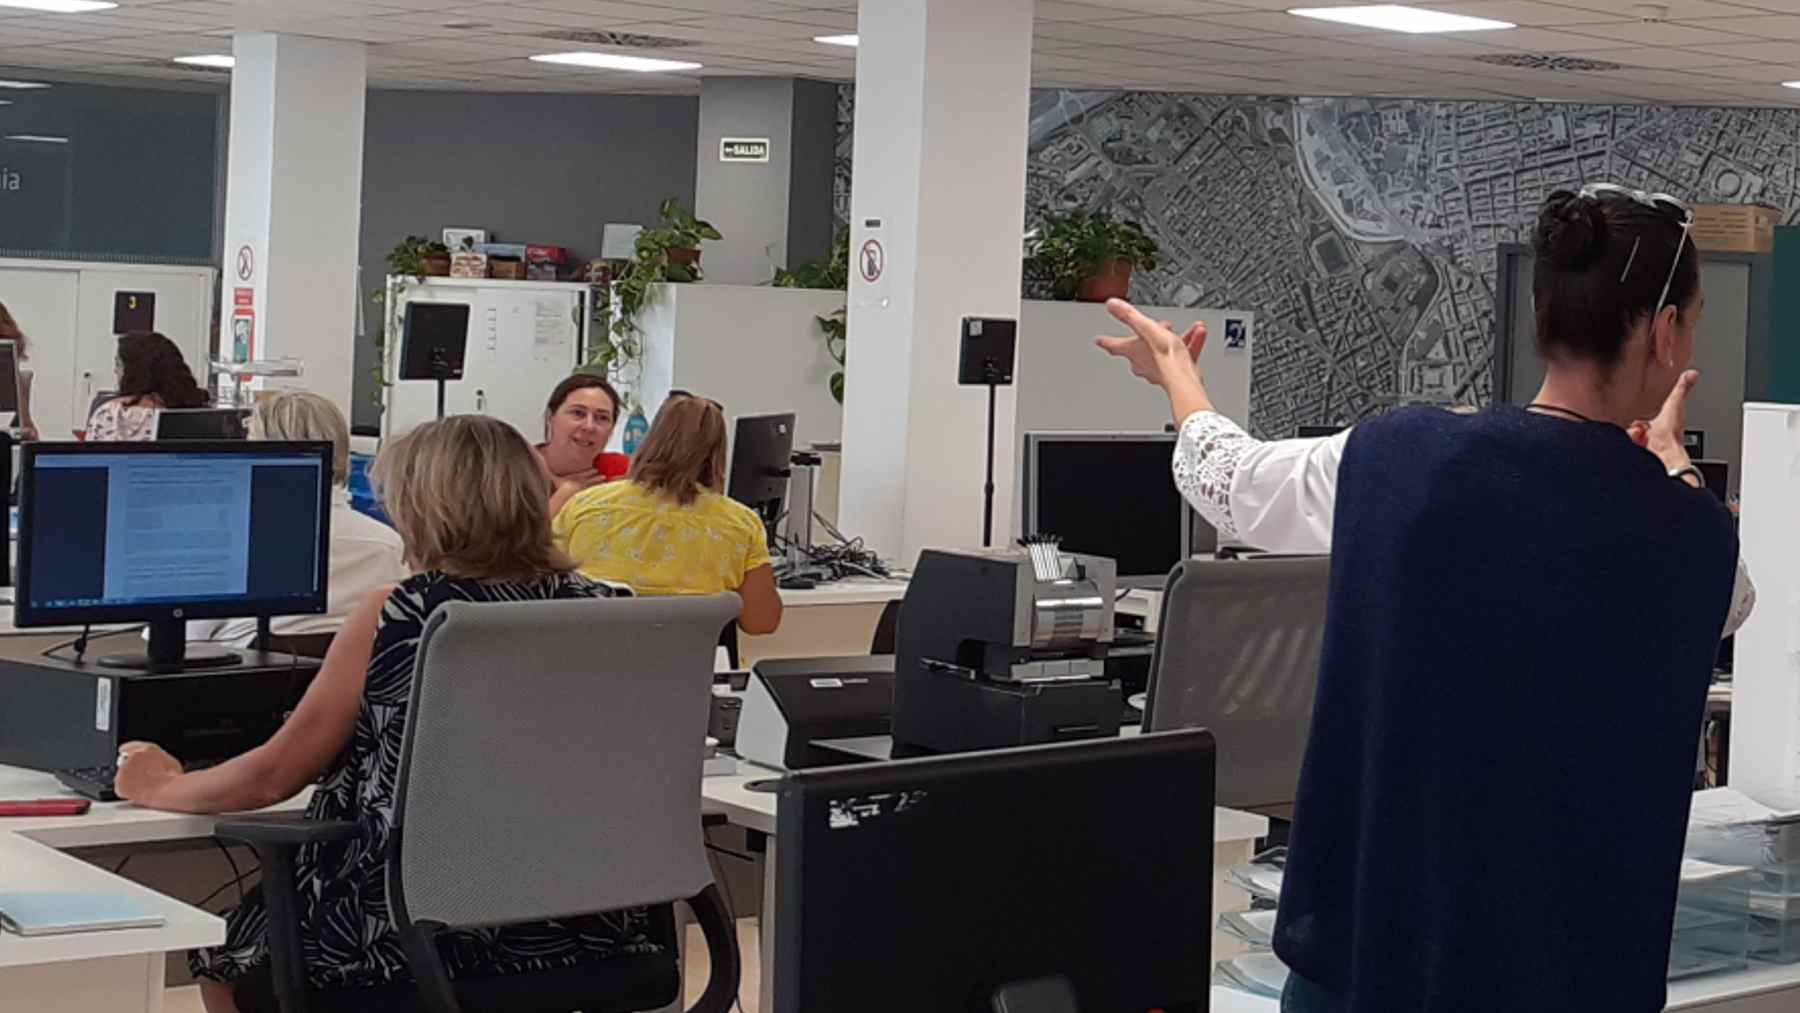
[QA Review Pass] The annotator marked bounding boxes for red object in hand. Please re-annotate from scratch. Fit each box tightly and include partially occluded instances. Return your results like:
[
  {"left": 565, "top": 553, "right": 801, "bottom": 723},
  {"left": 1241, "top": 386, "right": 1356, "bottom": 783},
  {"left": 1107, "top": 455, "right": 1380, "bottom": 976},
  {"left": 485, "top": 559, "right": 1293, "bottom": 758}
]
[{"left": 594, "top": 452, "right": 632, "bottom": 482}]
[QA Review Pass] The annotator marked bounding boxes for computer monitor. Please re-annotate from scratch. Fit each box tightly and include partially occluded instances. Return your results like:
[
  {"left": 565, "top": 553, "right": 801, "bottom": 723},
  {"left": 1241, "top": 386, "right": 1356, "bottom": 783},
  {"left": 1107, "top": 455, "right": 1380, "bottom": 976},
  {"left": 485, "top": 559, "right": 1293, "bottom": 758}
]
[
  {"left": 728, "top": 413, "right": 796, "bottom": 533},
  {"left": 155, "top": 408, "right": 247, "bottom": 441},
  {"left": 774, "top": 730, "right": 1217, "bottom": 1013},
  {"left": 1022, "top": 432, "right": 1188, "bottom": 589},
  {"left": 16, "top": 441, "right": 333, "bottom": 673}
]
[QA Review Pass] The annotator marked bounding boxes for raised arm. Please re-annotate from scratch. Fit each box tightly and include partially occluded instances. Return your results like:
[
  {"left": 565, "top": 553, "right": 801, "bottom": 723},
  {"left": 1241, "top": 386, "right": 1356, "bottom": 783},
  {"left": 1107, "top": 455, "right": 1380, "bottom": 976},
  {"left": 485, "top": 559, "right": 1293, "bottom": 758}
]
[{"left": 1098, "top": 298, "right": 1346, "bottom": 554}]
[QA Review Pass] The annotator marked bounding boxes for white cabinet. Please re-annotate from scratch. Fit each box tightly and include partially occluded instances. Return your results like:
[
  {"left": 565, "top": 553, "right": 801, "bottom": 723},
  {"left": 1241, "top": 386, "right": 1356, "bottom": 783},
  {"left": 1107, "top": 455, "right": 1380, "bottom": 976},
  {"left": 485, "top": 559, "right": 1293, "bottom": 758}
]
[
  {"left": 0, "top": 259, "right": 215, "bottom": 436},
  {"left": 381, "top": 277, "right": 592, "bottom": 444}
]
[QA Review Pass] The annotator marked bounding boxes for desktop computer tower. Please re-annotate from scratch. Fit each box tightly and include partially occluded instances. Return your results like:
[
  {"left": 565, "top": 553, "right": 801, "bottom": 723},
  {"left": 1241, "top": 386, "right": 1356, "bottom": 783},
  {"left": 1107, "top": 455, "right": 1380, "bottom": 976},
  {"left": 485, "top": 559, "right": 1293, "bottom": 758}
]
[{"left": 0, "top": 639, "right": 320, "bottom": 772}]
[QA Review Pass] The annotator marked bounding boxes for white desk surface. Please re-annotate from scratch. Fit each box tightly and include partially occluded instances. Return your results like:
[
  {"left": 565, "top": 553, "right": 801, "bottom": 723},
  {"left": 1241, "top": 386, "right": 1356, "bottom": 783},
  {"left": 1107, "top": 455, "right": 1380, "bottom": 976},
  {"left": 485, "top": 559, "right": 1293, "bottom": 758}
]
[
  {"left": 0, "top": 833, "right": 222, "bottom": 969},
  {"left": 0, "top": 765, "right": 310, "bottom": 851},
  {"left": 777, "top": 578, "right": 909, "bottom": 608},
  {"left": 697, "top": 759, "right": 1269, "bottom": 845}
]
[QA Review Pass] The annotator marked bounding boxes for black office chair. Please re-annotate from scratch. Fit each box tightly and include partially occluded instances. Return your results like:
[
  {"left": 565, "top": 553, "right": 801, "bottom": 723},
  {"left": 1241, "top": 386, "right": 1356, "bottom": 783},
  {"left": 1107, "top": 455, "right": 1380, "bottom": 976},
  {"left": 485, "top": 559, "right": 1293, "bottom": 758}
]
[{"left": 217, "top": 595, "right": 744, "bottom": 1013}]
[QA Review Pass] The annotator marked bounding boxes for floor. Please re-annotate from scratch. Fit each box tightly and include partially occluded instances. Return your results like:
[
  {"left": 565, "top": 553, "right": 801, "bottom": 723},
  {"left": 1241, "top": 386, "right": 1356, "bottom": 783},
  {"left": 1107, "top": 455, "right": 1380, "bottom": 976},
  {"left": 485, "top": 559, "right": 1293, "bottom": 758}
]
[{"left": 162, "top": 920, "right": 764, "bottom": 1013}]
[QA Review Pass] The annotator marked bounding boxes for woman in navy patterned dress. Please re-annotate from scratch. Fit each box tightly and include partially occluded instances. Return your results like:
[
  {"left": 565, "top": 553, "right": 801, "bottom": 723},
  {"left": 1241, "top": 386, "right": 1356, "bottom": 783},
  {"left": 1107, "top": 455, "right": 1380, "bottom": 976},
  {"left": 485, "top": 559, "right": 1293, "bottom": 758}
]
[{"left": 115, "top": 415, "right": 656, "bottom": 1013}]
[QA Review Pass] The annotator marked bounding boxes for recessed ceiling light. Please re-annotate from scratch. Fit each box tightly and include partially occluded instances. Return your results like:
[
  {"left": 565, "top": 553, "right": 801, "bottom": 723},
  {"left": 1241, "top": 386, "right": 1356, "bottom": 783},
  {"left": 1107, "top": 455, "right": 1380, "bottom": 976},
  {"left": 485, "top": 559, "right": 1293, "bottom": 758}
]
[
  {"left": 0, "top": 80, "right": 50, "bottom": 90},
  {"left": 173, "top": 54, "right": 235, "bottom": 69},
  {"left": 0, "top": 0, "right": 117, "bottom": 11},
  {"left": 529, "top": 51, "right": 701, "bottom": 72},
  {"left": 5, "top": 134, "right": 69, "bottom": 143},
  {"left": 1286, "top": 5, "right": 1514, "bottom": 32},
  {"left": 814, "top": 34, "right": 859, "bottom": 47}
]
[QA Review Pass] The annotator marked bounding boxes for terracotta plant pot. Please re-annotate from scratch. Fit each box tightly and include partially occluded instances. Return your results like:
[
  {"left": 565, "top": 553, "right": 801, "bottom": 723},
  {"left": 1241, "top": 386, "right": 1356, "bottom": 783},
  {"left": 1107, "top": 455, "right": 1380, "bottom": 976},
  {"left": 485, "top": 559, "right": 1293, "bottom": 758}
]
[
  {"left": 420, "top": 253, "right": 452, "bottom": 277},
  {"left": 1076, "top": 257, "right": 1134, "bottom": 303},
  {"left": 667, "top": 248, "right": 701, "bottom": 268}
]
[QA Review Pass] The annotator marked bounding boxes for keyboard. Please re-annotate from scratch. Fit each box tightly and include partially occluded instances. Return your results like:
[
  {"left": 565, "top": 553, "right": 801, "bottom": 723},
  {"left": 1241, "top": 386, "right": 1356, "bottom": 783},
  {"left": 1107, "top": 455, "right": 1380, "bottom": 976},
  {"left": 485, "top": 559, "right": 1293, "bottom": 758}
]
[{"left": 56, "top": 766, "right": 121, "bottom": 803}]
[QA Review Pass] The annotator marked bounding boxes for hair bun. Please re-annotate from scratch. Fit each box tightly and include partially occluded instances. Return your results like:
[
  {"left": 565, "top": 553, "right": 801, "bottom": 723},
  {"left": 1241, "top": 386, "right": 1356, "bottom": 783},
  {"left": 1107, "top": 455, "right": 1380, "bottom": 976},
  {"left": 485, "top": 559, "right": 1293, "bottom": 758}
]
[{"left": 1535, "top": 190, "right": 1606, "bottom": 269}]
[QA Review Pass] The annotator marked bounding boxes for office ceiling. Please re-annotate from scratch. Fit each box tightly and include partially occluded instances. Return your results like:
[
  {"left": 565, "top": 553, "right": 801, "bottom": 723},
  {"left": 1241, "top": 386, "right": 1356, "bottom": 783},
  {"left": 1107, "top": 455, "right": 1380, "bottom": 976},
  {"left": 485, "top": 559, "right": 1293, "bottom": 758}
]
[{"left": 4, "top": 0, "right": 1800, "bottom": 105}]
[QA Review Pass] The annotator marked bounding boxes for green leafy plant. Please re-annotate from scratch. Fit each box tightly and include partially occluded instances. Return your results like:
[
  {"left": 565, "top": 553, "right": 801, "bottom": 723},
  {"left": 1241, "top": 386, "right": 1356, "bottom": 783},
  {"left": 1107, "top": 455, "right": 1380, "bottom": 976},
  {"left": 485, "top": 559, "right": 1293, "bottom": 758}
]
[
  {"left": 367, "top": 236, "right": 453, "bottom": 407},
  {"left": 769, "top": 229, "right": 853, "bottom": 404},
  {"left": 1026, "top": 212, "right": 1161, "bottom": 301},
  {"left": 817, "top": 307, "right": 846, "bottom": 404},
  {"left": 589, "top": 199, "right": 723, "bottom": 409},
  {"left": 771, "top": 228, "right": 852, "bottom": 290},
  {"left": 384, "top": 235, "right": 450, "bottom": 281}
]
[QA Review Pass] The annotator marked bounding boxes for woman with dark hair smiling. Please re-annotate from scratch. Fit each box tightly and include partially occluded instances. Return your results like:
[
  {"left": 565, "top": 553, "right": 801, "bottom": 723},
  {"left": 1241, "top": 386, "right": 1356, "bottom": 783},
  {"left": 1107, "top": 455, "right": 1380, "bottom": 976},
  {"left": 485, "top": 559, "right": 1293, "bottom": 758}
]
[
  {"left": 1099, "top": 184, "right": 1752, "bottom": 1013},
  {"left": 538, "top": 372, "right": 623, "bottom": 516}
]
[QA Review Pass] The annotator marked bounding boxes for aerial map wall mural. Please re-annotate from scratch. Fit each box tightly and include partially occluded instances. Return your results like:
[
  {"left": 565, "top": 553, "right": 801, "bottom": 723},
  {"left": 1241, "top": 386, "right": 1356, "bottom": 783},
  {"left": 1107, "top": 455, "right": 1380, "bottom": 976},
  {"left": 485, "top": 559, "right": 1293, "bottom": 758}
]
[{"left": 835, "top": 86, "right": 1800, "bottom": 437}]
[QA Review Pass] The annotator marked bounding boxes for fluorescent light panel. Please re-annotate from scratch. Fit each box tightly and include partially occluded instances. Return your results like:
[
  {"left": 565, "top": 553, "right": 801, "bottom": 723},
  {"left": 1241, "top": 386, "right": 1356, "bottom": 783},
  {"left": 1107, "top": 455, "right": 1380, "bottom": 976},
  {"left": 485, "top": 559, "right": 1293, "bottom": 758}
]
[
  {"left": 1784, "top": 81, "right": 1800, "bottom": 89},
  {"left": 1286, "top": 5, "right": 1514, "bottom": 32},
  {"left": 529, "top": 52, "right": 701, "bottom": 72},
  {"left": 5, "top": 134, "right": 69, "bottom": 143},
  {"left": 0, "top": 0, "right": 116, "bottom": 11},
  {"left": 814, "top": 34, "right": 859, "bottom": 47},
  {"left": 0, "top": 80, "right": 50, "bottom": 89},
  {"left": 174, "top": 54, "right": 235, "bottom": 68}
]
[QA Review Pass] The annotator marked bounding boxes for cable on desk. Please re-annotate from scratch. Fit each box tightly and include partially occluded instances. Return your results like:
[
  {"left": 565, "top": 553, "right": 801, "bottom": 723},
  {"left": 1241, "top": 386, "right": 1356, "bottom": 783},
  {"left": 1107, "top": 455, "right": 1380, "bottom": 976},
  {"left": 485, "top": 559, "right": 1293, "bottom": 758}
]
[{"left": 41, "top": 624, "right": 147, "bottom": 663}]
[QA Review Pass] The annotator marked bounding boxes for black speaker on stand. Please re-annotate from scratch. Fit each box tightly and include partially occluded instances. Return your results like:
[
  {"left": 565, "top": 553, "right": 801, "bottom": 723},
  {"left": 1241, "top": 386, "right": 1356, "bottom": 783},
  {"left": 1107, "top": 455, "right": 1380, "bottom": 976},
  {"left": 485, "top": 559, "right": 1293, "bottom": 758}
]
[
  {"left": 959, "top": 317, "right": 1018, "bottom": 548},
  {"left": 398, "top": 302, "right": 472, "bottom": 421}
]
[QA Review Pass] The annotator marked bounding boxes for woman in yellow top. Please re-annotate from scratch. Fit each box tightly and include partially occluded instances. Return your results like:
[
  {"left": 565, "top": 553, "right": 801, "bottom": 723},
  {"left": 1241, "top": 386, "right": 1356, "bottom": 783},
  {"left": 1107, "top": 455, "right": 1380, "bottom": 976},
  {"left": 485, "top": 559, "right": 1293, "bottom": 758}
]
[{"left": 554, "top": 394, "right": 784, "bottom": 635}]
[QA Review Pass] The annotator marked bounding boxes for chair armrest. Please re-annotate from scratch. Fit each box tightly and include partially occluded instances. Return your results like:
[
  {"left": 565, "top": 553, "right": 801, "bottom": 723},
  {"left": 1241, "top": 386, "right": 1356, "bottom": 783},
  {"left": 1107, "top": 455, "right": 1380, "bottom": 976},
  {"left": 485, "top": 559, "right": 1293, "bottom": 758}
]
[
  {"left": 212, "top": 814, "right": 362, "bottom": 1013},
  {"left": 215, "top": 813, "right": 362, "bottom": 851}
]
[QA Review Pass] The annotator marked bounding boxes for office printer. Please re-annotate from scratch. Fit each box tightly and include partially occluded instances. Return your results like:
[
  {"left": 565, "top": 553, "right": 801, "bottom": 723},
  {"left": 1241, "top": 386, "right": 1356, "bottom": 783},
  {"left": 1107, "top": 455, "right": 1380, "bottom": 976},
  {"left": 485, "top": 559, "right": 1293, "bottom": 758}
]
[
  {"left": 736, "top": 656, "right": 896, "bottom": 770},
  {"left": 893, "top": 547, "right": 1121, "bottom": 754}
]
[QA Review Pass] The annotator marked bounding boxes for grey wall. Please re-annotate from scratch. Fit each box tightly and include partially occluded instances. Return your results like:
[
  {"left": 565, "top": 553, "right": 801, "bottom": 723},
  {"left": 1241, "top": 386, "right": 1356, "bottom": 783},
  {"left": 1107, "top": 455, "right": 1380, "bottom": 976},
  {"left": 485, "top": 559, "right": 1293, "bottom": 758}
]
[
  {"left": 355, "top": 89, "right": 700, "bottom": 428},
  {"left": 0, "top": 80, "right": 221, "bottom": 264},
  {"left": 695, "top": 77, "right": 797, "bottom": 286}
]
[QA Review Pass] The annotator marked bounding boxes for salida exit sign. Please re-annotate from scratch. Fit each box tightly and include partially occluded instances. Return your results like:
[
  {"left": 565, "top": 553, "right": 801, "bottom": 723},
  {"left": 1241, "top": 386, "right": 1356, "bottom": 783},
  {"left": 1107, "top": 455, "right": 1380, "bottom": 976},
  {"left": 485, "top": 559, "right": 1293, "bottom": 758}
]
[{"left": 720, "top": 138, "right": 771, "bottom": 163}]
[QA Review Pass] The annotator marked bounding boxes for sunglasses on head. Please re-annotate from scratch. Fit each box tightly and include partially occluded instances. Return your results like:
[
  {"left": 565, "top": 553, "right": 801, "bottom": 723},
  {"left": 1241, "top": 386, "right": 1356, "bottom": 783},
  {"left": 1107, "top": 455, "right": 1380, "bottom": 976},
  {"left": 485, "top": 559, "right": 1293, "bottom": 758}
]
[
  {"left": 1578, "top": 182, "right": 1694, "bottom": 318},
  {"left": 669, "top": 389, "right": 724, "bottom": 412}
]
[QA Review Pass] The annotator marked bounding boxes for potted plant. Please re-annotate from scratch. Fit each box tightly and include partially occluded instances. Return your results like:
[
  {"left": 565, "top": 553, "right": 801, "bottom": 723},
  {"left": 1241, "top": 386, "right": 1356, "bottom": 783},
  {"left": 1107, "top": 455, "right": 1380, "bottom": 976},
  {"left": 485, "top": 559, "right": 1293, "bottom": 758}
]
[
  {"left": 386, "top": 235, "right": 451, "bottom": 279},
  {"left": 640, "top": 198, "right": 722, "bottom": 282},
  {"left": 587, "top": 199, "right": 724, "bottom": 408},
  {"left": 1027, "top": 212, "right": 1161, "bottom": 302}
]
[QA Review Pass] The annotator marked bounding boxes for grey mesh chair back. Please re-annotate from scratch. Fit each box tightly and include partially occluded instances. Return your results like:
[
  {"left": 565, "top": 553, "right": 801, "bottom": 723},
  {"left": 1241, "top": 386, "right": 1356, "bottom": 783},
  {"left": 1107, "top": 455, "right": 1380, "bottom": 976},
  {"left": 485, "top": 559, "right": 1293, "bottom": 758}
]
[
  {"left": 393, "top": 593, "right": 740, "bottom": 928},
  {"left": 1144, "top": 556, "right": 1329, "bottom": 813}
]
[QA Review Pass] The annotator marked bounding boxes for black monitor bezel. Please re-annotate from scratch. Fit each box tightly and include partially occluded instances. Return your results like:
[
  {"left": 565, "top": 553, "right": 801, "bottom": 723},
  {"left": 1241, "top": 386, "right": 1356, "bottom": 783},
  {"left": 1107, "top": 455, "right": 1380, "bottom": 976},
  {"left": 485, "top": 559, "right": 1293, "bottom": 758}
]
[{"left": 16, "top": 440, "right": 334, "bottom": 629}]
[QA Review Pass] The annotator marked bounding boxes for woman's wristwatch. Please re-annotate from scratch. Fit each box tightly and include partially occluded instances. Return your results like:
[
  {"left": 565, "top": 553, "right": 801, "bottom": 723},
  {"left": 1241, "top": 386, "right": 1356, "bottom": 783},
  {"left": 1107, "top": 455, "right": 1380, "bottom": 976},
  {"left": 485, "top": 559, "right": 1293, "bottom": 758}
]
[{"left": 1668, "top": 464, "right": 1706, "bottom": 489}]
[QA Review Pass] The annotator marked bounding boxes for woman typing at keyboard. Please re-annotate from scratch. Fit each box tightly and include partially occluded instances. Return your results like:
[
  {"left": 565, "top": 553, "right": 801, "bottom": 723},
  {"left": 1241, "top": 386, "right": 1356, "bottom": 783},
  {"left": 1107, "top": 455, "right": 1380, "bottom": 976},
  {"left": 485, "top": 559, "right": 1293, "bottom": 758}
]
[
  {"left": 113, "top": 416, "right": 654, "bottom": 1013},
  {"left": 1099, "top": 186, "right": 1751, "bottom": 1013}
]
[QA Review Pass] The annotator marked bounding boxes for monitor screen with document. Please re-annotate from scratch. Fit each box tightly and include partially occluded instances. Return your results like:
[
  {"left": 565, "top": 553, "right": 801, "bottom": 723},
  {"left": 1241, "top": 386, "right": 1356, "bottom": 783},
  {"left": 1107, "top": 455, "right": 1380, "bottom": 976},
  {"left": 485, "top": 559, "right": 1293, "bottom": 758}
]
[{"left": 16, "top": 441, "right": 332, "bottom": 670}]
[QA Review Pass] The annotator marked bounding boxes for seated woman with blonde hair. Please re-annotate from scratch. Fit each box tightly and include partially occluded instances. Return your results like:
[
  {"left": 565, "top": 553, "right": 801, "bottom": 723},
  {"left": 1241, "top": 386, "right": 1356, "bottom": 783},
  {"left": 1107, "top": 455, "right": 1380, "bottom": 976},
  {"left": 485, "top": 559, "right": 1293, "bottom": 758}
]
[
  {"left": 554, "top": 393, "right": 782, "bottom": 635},
  {"left": 115, "top": 415, "right": 649, "bottom": 1013},
  {"left": 189, "top": 390, "right": 408, "bottom": 648}
]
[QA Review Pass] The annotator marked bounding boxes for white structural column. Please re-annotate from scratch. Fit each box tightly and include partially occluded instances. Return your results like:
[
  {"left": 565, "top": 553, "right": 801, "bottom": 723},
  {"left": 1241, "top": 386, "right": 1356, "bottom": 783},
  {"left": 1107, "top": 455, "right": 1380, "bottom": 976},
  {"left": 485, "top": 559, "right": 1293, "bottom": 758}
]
[
  {"left": 839, "top": 0, "right": 1035, "bottom": 564},
  {"left": 218, "top": 33, "right": 367, "bottom": 411}
]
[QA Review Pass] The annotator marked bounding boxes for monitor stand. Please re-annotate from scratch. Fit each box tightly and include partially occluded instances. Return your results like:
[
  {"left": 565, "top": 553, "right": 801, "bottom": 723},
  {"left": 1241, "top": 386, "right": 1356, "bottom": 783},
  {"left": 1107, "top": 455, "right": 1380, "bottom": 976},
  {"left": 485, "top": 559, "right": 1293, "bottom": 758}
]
[{"left": 97, "top": 619, "right": 242, "bottom": 674}]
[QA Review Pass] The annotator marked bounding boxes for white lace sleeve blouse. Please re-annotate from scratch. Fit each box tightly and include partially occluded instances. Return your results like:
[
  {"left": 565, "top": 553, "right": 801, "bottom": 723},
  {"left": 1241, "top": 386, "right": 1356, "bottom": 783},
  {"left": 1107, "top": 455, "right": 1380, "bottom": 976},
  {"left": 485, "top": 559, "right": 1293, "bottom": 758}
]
[{"left": 1174, "top": 410, "right": 1756, "bottom": 638}]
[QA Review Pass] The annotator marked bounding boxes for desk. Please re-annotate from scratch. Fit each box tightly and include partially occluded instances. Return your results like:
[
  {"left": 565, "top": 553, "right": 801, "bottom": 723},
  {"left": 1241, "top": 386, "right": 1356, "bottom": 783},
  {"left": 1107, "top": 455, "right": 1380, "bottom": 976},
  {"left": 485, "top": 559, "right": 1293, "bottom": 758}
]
[{"left": 699, "top": 759, "right": 1271, "bottom": 1013}]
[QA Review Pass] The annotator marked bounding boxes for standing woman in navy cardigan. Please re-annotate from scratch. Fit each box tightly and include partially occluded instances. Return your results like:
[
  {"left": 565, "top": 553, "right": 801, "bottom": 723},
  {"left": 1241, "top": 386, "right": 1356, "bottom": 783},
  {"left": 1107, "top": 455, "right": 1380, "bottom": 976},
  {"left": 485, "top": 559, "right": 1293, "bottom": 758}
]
[{"left": 1099, "top": 185, "right": 1752, "bottom": 1013}]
